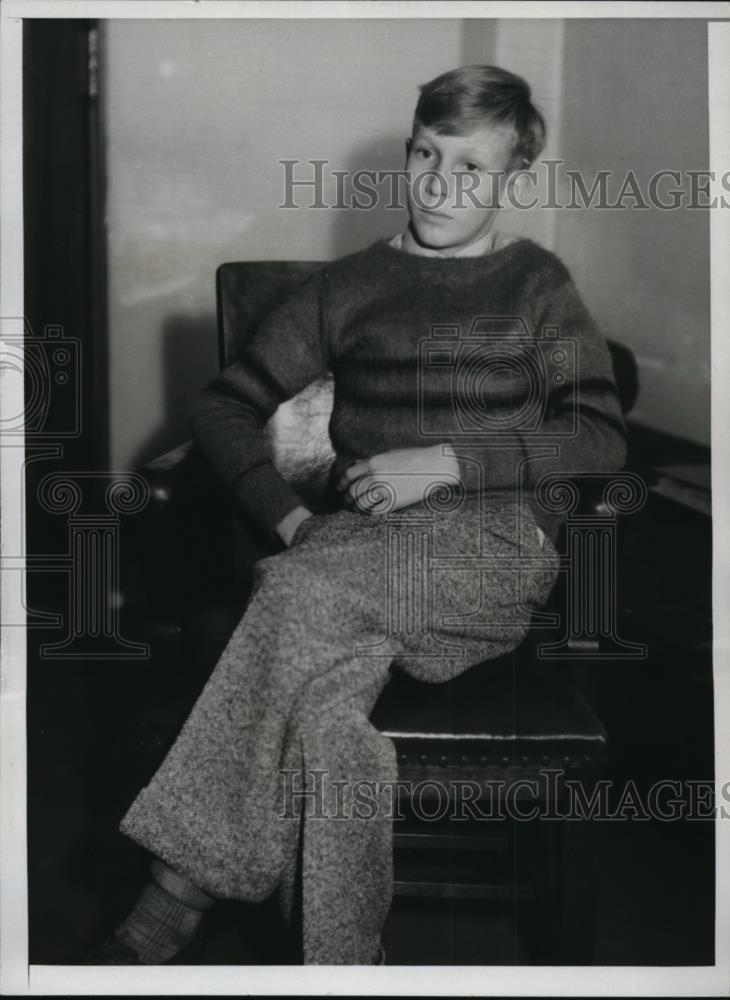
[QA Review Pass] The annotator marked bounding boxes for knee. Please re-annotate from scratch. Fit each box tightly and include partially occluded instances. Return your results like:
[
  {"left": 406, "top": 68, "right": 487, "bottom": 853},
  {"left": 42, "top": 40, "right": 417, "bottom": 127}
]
[
  {"left": 253, "top": 553, "right": 329, "bottom": 597},
  {"left": 252, "top": 555, "right": 372, "bottom": 635}
]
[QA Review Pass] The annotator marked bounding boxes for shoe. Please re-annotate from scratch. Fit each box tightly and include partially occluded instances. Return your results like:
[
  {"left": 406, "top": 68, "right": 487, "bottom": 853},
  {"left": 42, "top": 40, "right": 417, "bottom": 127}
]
[{"left": 84, "top": 924, "right": 204, "bottom": 965}]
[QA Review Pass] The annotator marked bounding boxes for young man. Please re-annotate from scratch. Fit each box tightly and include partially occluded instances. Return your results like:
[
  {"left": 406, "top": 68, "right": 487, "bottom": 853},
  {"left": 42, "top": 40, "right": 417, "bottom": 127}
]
[{"left": 90, "top": 65, "right": 626, "bottom": 966}]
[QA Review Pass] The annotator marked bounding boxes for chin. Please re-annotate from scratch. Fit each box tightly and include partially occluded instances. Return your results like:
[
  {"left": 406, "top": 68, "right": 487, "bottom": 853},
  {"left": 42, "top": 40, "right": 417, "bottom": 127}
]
[{"left": 411, "top": 224, "right": 458, "bottom": 250}]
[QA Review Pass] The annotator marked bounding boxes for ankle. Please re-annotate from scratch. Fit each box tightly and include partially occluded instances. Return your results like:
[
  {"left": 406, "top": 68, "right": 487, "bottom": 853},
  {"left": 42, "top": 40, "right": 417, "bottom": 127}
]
[
  {"left": 115, "top": 880, "right": 202, "bottom": 963},
  {"left": 149, "top": 859, "right": 215, "bottom": 910}
]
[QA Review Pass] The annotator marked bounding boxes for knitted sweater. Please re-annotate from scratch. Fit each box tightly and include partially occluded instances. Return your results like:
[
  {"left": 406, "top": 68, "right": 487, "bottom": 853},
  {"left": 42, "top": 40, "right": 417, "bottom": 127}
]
[{"left": 190, "top": 237, "right": 628, "bottom": 543}]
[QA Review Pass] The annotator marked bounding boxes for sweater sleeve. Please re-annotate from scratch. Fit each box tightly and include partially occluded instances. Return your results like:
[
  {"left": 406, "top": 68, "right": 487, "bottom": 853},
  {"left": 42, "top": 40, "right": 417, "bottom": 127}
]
[
  {"left": 449, "top": 266, "right": 628, "bottom": 497},
  {"left": 190, "top": 270, "right": 331, "bottom": 537}
]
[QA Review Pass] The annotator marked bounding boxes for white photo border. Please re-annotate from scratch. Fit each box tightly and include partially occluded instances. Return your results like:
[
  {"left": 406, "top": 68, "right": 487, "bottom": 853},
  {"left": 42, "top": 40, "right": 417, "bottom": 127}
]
[{"left": 1, "top": 2, "right": 728, "bottom": 996}]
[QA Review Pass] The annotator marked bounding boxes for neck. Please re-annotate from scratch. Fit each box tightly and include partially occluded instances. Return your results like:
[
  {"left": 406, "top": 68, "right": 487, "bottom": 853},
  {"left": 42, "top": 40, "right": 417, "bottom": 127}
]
[{"left": 402, "top": 222, "right": 498, "bottom": 258}]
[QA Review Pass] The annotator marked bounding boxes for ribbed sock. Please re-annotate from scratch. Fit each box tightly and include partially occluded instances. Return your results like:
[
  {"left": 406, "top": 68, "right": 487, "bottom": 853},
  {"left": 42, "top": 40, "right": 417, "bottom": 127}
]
[{"left": 113, "top": 860, "right": 214, "bottom": 964}]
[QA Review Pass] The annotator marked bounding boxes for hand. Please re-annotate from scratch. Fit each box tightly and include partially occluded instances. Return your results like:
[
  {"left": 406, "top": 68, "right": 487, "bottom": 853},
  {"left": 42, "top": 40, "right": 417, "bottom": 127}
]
[
  {"left": 275, "top": 505, "right": 314, "bottom": 546},
  {"left": 336, "top": 444, "right": 461, "bottom": 514}
]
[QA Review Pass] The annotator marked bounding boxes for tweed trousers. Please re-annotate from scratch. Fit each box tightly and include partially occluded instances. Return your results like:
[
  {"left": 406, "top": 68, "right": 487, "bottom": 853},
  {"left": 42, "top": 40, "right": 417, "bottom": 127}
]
[{"left": 119, "top": 495, "right": 560, "bottom": 964}]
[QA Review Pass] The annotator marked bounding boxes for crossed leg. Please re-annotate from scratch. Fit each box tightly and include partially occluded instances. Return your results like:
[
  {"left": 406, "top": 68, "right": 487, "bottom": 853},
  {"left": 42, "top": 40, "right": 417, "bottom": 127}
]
[{"left": 119, "top": 502, "right": 559, "bottom": 963}]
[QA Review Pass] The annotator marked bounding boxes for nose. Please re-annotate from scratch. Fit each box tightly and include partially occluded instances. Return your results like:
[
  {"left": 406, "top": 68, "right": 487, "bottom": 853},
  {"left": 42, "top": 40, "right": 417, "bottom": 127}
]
[
  {"left": 425, "top": 170, "right": 442, "bottom": 198},
  {"left": 420, "top": 168, "right": 451, "bottom": 209}
]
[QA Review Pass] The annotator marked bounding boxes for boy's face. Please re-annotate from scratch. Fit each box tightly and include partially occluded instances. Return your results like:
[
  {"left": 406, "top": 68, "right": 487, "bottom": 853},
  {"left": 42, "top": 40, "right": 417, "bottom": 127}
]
[{"left": 405, "top": 123, "right": 518, "bottom": 254}]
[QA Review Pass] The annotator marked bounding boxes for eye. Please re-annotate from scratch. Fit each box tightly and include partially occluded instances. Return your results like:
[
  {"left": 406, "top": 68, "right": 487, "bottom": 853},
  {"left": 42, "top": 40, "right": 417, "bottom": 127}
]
[
  {"left": 415, "top": 147, "right": 434, "bottom": 160},
  {"left": 463, "top": 161, "right": 482, "bottom": 172}
]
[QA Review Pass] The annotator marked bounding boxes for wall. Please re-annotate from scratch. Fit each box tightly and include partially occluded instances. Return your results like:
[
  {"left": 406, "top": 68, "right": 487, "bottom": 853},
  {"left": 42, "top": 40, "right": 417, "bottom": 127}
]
[
  {"left": 468, "top": 18, "right": 710, "bottom": 445},
  {"left": 554, "top": 19, "right": 710, "bottom": 444},
  {"left": 467, "top": 18, "right": 566, "bottom": 252},
  {"left": 103, "top": 17, "right": 711, "bottom": 470},
  {"left": 103, "top": 18, "right": 471, "bottom": 469}
]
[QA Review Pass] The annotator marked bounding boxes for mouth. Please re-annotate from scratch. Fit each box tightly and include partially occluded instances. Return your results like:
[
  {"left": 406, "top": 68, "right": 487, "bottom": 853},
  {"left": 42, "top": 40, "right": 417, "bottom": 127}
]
[{"left": 417, "top": 206, "right": 453, "bottom": 221}]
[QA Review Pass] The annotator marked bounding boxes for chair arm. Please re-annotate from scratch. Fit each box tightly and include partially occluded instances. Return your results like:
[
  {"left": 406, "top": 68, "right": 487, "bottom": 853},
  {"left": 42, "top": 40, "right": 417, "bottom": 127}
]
[
  {"left": 534, "top": 469, "right": 647, "bottom": 677},
  {"left": 567, "top": 472, "right": 630, "bottom": 516},
  {"left": 121, "top": 443, "right": 240, "bottom": 633},
  {"left": 537, "top": 470, "right": 646, "bottom": 524},
  {"left": 140, "top": 441, "right": 194, "bottom": 511}
]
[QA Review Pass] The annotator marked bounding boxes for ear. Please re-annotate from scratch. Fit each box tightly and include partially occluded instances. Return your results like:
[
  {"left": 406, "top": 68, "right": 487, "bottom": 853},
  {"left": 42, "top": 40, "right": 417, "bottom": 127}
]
[{"left": 502, "top": 169, "right": 534, "bottom": 210}]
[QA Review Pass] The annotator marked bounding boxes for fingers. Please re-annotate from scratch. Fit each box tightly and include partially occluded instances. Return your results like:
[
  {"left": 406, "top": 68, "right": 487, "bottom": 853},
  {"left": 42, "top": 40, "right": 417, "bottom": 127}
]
[
  {"left": 346, "top": 473, "right": 413, "bottom": 514},
  {"left": 345, "top": 474, "right": 377, "bottom": 512},
  {"left": 336, "top": 457, "right": 372, "bottom": 492},
  {"left": 336, "top": 447, "right": 461, "bottom": 515},
  {"left": 344, "top": 474, "right": 390, "bottom": 514}
]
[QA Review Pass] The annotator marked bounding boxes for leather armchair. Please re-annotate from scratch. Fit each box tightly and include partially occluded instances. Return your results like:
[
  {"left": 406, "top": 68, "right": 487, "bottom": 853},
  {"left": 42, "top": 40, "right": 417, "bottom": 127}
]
[{"left": 120, "top": 261, "right": 642, "bottom": 964}]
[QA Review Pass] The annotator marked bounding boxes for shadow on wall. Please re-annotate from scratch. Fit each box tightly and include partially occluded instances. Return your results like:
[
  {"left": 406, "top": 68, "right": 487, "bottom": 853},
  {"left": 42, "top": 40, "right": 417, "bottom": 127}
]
[
  {"left": 134, "top": 132, "right": 411, "bottom": 471},
  {"left": 329, "top": 132, "right": 410, "bottom": 258},
  {"left": 129, "top": 312, "right": 218, "bottom": 470}
]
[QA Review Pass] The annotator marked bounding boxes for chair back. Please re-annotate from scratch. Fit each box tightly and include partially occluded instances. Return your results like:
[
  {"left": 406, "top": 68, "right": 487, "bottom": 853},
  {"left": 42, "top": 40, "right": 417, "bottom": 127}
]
[
  {"left": 217, "top": 261, "right": 336, "bottom": 509},
  {"left": 217, "top": 259, "right": 638, "bottom": 411},
  {"left": 217, "top": 261, "right": 325, "bottom": 368}
]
